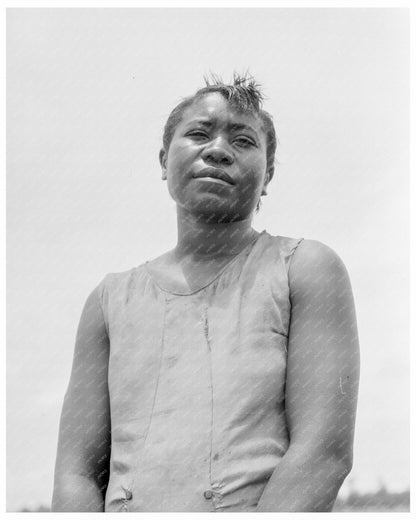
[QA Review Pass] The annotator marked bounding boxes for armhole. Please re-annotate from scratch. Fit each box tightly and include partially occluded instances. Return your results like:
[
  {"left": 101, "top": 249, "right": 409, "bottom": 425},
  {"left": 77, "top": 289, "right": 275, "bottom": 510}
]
[{"left": 97, "top": 274, "right": 111, "bottom": 338}]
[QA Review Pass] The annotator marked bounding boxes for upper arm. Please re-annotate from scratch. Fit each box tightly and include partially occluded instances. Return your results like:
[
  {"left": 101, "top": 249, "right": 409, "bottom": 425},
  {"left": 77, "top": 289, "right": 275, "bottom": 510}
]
[
  {"left": 285, "top": 240, "right": 360, "bottom": 468},
  {"left": 54, "top": 284, "right": 111, "bottom": 492}
]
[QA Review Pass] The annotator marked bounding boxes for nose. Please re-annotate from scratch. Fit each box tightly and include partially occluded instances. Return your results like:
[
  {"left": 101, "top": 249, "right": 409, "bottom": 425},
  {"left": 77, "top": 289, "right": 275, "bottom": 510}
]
[{"left": 201, "top": 137, "right": 234, "bottom": 166}]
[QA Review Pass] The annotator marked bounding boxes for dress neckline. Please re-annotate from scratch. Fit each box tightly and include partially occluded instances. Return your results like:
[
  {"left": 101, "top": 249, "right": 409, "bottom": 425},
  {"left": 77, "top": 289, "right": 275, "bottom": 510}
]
[{"left": 143, "top": 230, "right": 267, "bottom": 296}]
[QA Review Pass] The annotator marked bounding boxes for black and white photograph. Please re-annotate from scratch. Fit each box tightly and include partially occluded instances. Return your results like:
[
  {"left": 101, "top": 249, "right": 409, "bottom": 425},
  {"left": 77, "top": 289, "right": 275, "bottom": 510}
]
[{"left": 6, "top": 7, "right": 411, "bottom": 513}]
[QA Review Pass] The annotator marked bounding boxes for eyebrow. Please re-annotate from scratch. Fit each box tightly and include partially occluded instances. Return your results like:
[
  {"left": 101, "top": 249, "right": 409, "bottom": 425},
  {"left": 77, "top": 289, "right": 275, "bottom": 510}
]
[
  {"left": 228, "top": 123, "right": 258, "bottom": 135},
  {"left": 188, "top": 120, "right": 213, "bottom": 128}
]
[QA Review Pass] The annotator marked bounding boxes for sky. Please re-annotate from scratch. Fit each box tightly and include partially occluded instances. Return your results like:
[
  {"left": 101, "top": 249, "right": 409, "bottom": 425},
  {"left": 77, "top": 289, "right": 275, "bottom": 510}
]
[{"left": 6, "top": 8, "right": 410, "bottom": 511}]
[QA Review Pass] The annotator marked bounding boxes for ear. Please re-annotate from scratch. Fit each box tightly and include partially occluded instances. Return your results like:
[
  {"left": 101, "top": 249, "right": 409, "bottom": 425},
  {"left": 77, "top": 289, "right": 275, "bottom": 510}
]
[
  {"left": 261, "top": 167, "right": 273, "bottom": 196},
  {"left": 159, "top": 149, "right": 168, "bottom": 180}
]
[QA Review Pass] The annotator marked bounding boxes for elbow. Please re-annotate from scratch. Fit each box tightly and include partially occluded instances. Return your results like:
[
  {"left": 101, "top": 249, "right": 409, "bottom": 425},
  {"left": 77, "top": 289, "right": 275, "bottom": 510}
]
[
  {"left": 51, "top": 473, "right": 105, "bottom": 512},
  {"left": 301, "top": 442, "right": 353, "bottom": 486},
  {"left": 323, "top": 434, "right": 354, "bottom": 479},
  {"left": 326, "top": 448, "right": 353, "bottom": 486},
  {"left": 51, "top": 480, "right": 73, "bottom": 512},
  {"left": 286, "top": 440, "right": 353, "bottom": 481},
  {"left": 339, "top": 452, "right": 353, "bottom": 479},
  {"left": 51, "top": 476, "right": 80, "bottom": 512}
]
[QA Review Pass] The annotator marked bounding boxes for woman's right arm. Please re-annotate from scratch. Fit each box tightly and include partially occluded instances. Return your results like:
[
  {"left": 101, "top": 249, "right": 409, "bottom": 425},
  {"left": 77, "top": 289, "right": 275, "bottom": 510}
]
[{"left": 51, "top": 285, "right": 111, "bottom": 511}]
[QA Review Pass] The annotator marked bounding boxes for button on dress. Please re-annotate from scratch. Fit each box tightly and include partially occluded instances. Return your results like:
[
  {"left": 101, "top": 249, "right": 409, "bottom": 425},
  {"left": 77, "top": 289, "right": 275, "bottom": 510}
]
[{"left": 98, "top": 231, "right": 303, "bottom": 512}]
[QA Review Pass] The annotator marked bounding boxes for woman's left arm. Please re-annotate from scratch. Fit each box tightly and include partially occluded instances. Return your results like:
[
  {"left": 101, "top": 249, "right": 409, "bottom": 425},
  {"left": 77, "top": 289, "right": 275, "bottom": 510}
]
[{"left": 256, "top": 239, "right": 360, "bottom": 512}]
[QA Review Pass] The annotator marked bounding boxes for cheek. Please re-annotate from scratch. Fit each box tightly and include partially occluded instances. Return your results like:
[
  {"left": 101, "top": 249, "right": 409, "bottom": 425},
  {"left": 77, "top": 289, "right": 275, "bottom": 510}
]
[
  {"left": 166, "top": 143, "right": 195, "bottom": 172},
  {"left": 165, "top": 150, "right": 191, "bottom": 197},
  {"left": 238, "top": 165, "right": 267, "bottom": 200},
  {"left": 242, "top": 160, "right": 267, "bottom": 184}
]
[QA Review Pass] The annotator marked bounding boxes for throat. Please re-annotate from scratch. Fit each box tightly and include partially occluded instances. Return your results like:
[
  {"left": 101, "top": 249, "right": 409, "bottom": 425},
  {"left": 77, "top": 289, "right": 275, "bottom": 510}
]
[
  {"left": 175, "top": 207, "right": 258, "bottom": 258},
  {"left": 146, "top": 230, "right": 262, "bottom": 294},
  {"left": 175, "top": 221, "right": 259, "bottom": 260}
]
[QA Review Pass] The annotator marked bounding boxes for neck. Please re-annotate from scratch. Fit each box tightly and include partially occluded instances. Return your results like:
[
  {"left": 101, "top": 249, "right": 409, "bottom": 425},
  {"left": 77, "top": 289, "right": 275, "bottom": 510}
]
[{"left": 174, "top": 207, "right": 258, "bottom": 260}]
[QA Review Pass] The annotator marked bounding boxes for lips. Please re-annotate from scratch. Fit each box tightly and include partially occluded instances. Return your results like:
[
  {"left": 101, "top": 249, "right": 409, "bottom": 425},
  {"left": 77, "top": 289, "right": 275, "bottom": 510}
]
[{"left": 193, "top": 167, "right": 235, "bottom": 185}]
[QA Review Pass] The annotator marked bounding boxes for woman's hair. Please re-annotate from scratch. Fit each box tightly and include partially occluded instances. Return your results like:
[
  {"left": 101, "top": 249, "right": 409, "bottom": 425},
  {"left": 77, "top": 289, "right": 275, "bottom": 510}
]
[{"left": 162, "top": 73, "right": 277, "bottom": 183}]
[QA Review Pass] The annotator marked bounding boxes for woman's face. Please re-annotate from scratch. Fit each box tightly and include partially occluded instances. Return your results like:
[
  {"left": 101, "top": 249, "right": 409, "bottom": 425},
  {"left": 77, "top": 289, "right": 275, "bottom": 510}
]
[{"left": 160, "top": 92, "right": 270, "bottom": 222}]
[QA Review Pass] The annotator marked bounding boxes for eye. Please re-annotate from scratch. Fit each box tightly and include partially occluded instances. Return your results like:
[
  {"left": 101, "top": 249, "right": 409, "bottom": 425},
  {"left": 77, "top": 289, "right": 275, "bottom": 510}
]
[
  {"left": 234, "top": 136, "right": 256, "bottom": 148},
  {"left": 186, "top": 130, "right": 209, "bottom": 140}
]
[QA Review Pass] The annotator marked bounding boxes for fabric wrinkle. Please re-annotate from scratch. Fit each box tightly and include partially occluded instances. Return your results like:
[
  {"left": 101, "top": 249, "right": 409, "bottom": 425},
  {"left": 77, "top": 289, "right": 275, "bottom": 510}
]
[{"left": 142, "top": 295, "right": 168, "bottom": 449}]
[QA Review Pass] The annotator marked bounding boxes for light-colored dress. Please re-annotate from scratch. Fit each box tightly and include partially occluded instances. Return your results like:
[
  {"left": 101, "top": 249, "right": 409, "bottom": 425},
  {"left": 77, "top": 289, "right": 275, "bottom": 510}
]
[{"left": 98, "top": 231, "right": 303, "bottom": 512}]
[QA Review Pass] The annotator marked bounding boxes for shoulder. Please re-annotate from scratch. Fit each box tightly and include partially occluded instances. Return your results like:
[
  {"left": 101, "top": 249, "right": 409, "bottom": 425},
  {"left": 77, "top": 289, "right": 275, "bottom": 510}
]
[
  {"left": 288, "top": 239, "right": 351, "bottom": 298},
  {"left": 260, "top": 232, "right": 304, "bottom": 266},
  {"left": 98, "top": 265, "right": 142, "bottom": 291},
  {"left": 289, "top": 239, "right": 346, "bottom": 271},
  {"left": 145, "top": 250, "right": 177, "bottom": 278}
]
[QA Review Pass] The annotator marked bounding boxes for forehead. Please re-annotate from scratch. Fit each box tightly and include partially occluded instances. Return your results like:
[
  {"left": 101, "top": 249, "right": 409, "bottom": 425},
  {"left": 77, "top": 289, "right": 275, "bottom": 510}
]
[{"left": 180, "top": 92, "right": 265, "bottom": 135}]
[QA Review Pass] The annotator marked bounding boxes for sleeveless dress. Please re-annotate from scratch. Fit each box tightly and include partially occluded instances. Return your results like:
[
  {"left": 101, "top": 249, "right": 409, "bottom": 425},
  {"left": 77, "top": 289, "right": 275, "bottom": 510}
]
[{"left": 98, "top": 231, "right": 303, "bottom": 512}]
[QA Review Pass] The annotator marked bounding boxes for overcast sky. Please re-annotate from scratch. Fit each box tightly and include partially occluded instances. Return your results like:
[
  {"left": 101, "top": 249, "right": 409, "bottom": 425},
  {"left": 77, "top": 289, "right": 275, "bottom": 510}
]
[{"left": 6, "top": 8, "right": 409, "bottom": 511}]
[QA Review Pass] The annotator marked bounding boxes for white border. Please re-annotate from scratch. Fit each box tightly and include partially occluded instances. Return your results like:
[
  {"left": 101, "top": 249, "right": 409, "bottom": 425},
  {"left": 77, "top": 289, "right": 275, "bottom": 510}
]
[{"left": 2, "top": 2, "right": 414, "bottom": 519}]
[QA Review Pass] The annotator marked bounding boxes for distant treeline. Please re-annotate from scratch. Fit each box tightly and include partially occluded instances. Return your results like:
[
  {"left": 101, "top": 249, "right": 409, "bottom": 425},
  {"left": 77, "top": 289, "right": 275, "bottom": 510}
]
[
  {"left": 333, "top": 487, "right": 410, "bottom": 512},
  {"left": 20, "top": 488, "right": 410, "bottom": 512}
]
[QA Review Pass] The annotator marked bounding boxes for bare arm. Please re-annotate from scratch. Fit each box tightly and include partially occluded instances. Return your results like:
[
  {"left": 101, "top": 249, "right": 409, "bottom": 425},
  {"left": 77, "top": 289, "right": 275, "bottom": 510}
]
[
  {"left": 256, "top": 240, "right": 360, "bottom": 512},
  {"left": 52, "top": 285, "right": 111, "bottom": 511}
]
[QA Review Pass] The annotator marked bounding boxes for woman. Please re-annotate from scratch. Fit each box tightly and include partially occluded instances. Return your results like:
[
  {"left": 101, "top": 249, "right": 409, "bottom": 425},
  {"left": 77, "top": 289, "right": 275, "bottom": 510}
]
[{"left": 52, "top": 74, "right": 360, "bottom": 512}]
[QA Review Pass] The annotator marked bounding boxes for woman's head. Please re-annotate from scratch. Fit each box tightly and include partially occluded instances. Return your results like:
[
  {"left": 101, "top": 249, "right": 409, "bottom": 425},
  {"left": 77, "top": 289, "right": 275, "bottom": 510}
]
[
  {"left": 160, "top": 74, "right": 277, "bottom": 221},
  {"left": 162, "top": 73, "right": 277, "bottom": 184}
]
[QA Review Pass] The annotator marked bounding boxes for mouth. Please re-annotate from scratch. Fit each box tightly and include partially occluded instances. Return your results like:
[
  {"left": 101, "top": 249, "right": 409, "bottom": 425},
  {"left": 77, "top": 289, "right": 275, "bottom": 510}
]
[{"left": 192, "top": 167, "right": 235, "bottom": 185}]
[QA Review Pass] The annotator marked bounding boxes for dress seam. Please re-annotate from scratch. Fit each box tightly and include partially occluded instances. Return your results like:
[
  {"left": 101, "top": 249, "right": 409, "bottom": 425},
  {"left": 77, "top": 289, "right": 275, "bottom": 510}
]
[
  {"left": 286, "top": 237, "right": 305, "bottom": 281},
  {"left": 203, "top": 305, "right": 218, "bottom": 506}
]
